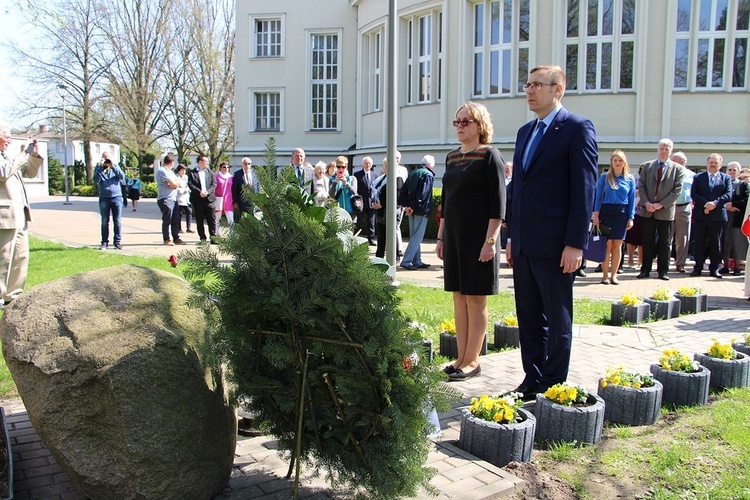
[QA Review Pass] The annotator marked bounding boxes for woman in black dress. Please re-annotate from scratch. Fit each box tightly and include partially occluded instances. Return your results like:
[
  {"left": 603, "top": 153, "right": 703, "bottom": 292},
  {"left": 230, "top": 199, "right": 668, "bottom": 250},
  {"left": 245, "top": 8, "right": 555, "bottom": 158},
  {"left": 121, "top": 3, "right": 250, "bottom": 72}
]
[{"left": 436, "top": 101, "right": 505, "bottom": 381}]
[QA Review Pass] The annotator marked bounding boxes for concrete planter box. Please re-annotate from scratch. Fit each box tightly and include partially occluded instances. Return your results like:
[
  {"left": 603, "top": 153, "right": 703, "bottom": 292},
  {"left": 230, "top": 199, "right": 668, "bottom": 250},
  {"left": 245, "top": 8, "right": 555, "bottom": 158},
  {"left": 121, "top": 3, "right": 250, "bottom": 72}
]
[
  {"left": 610, "top": 302, "right": 650, "bottom": 326},
  {"left": 596, "top": 379, "right": 663, "bottom": 426},
  {"left": 732, "top": 342, "right": 750, "bottom": 357},
  {"left": 644, "top": 297, "right": 681, "bottom": 320},
  {"left": 438, "top": 332, "right": 487, "bottom": 360},
  {"left": 493, "top": 322, "right": 520, "bottom": 348},
  {"left": 650, "top": 364, "right": 711, "bottom": 407},
  {"left": 0, "top": 407, "right": 13, "bottom": 500},
  {"left": 459, "top": 408, "right": 536, "bottom": 468},
  {"left": 534, "top": 393, "right": 605, "bottom": 445},
  {"left": 675, "top": 293, "right": 708, "bottom": 314},
  {"left": 694, "top": 352, "right": 750, "bottom": 389}
]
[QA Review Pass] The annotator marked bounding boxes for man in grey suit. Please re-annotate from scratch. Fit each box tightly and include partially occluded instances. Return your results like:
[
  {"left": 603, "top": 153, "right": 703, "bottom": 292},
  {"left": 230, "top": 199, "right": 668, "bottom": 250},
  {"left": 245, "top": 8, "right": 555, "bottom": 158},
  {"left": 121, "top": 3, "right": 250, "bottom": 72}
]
[
  {"left": 637, "top": 139, "right": 685, "bottom": 281},
  {"left": 0, "top": 125, "right": 43, "bottom": 304}
]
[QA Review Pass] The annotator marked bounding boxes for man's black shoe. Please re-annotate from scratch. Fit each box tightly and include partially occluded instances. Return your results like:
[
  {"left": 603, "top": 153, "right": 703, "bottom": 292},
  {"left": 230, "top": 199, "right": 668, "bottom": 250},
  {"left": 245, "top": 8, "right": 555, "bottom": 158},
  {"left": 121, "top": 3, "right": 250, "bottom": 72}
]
[
  {"left": 690, "top": 270, "right": 702, "bottom": 277},
  {"left": 734, "top": 269, "right": 742, "bottom": 276},
  {"left": 575, "top": 269, "right": 586, "bottom": 278},
  {"left": 659, "top": 274, "right": 670, "bottom": 281},
  {"left": 418, "top": 263, "right": 431, "bottom": 269},
  {"left": 636, "top": 272, "right": 649, "bottom": 279},
  {"left": 719, "top": 267, "right": 730, "bottom": 275},
  {"left": 506, "top": 384, "right": 540, "bottom": 402},
  {"left": 710, "top": 271, "right": 723, "bottom": 279}
]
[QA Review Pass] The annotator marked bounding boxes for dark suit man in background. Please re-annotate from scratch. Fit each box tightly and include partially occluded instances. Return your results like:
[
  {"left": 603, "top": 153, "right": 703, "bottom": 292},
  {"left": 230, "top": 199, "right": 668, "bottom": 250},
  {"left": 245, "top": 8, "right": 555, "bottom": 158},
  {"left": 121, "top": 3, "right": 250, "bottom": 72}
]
[
  {"left": 691, "top": 153, "right": 732, "bottom": 278},
  {"left": 506, "top": 65, "right": 598, "bottom": 400},
  {"left": 188, "top": 154, "right": 217, "bottom": 243},
  {"left": 722, "top": 161, "right": 749, "bottom": 274},
  {"left": 0, "top": 125, "right": 42, "bottom": 304},
  {"left": 233, "top": 157, "right": 260, "bottom": 220},
  {"left": 637, "top": 139, "right": 684, "bottom": 281},
  {"left": 354, "top": 156, "right": 376, "bottom": 245}
]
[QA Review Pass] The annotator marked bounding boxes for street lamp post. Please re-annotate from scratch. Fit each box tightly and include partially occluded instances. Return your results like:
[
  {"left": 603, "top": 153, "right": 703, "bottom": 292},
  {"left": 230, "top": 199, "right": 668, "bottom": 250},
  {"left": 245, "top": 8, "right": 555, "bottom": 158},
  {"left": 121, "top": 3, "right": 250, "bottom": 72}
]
[{"left": 57, "top": 84, "right": 72, "bottom": 205}]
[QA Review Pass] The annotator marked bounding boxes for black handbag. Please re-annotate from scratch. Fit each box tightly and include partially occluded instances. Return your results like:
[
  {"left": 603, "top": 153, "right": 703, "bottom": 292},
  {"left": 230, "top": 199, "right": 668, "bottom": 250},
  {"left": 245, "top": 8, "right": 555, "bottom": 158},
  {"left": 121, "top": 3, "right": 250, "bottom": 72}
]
[{"left": 583, "top": 225, "right": 608, "bottom": 263}]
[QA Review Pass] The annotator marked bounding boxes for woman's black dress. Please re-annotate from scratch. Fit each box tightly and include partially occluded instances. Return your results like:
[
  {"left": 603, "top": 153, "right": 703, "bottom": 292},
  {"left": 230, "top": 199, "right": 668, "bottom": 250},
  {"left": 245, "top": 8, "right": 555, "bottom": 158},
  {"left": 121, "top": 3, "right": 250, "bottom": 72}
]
[{"left": 442, "top": 145, "right": 505, "bottom": 295}]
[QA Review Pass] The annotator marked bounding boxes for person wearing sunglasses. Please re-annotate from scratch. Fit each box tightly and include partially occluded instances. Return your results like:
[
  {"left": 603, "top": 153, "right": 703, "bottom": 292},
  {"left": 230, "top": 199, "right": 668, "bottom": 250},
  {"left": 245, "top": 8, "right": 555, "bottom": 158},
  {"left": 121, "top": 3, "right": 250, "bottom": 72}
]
[
  {"left": 436, "top": 101, "right": 505, "bottom": 381},
  {"left": 505, "top": 65, "right": 598, "bottom": 400},
  {"left": 328, "top": 156, "right": 359, "bottom": 221}
]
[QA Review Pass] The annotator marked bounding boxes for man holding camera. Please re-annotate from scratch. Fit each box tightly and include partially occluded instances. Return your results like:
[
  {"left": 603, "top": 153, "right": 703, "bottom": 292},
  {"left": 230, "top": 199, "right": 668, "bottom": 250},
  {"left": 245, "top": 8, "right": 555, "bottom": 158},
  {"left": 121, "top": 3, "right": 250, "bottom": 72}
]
[
  {"left": 94, "top": 154, "right": 126, "bottom": 250},
  {"left": 0, "top": 125, "right": 43, "bottom": 304}
]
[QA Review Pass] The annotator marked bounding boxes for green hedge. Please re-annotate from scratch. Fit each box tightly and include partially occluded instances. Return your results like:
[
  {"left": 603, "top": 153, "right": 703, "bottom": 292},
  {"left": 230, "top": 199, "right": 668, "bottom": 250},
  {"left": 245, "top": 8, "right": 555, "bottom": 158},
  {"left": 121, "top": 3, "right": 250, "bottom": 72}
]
[{"left": 140, "top": 182, "right": 158, "bottom": 198}]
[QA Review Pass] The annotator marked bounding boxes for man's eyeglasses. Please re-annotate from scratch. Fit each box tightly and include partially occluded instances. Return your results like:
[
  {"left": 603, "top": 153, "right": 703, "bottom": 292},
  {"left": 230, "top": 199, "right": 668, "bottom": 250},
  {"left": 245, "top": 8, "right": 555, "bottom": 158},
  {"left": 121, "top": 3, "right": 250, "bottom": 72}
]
[
  {"left": 522, "top": 81, "right": 557, "bottom": 91},
  {"left": 452, "top": 119, "right": 476, "bottom": 128}
]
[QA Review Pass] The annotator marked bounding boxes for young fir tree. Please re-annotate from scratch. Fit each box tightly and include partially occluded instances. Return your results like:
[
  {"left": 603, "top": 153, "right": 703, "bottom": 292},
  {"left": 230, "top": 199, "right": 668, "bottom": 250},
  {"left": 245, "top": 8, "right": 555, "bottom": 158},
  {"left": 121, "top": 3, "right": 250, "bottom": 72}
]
[{"left": 180, "top": 139, "right": 458, "bottom": 498}]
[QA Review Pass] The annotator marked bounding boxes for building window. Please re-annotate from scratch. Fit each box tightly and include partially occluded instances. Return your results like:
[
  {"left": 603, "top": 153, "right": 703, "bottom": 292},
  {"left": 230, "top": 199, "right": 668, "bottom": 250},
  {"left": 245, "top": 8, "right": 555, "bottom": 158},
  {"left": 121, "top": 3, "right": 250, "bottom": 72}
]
[
  {"left": 252, "top": 90, "right": 282, "bottom": 132},
  {"left": 565, "top": 0, "right": 636, "bottom": 92},
  {"left": 404, "top": 8, "right": 443, "bottom": 104},
  {"left": 309, "top": 31, "right": 340, "bottom": 130},
  {"left": 252, "top": 15, "right": 284, "bottom": 58},
  {"left": 674, "top": 0, "right": 749, "bottom": 90},
  {"left": 363, "top": 28, "right": 383, "bottom": 112},
  {"left": 472, "top": 0, "right": 531, "bottom": 97}
]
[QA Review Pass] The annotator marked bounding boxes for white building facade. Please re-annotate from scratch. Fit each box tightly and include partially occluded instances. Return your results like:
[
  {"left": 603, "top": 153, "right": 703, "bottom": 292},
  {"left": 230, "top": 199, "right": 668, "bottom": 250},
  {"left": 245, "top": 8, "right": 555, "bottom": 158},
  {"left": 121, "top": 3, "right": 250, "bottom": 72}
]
[{"left": 234, "top": 0, "right": 750, "bottom": 177}]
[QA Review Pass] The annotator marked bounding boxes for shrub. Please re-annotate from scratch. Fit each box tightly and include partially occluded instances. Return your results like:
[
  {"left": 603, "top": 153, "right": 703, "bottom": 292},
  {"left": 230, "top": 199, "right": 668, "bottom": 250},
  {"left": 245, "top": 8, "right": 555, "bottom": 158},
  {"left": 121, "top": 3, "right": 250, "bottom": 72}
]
[
  {"left": 600, "top": 366, "right": 654, "bottom": 389},
  {"left": 659, "top": 349, "right": 699, "bottom": 372},
  {"left": 139, "top": 181, "right": 158, "bottom": 198},
  {"left": 707, "top": 338, "right": 736, "bottom": 360},
  {"left": 469, "top": 393, "right": 524, "bottom": 424},
  {"left": 72, "top": 185, "right": 98, "bottom": 197},
  {"left": 179, "top": 144, "right": 460, "bottom": 498},
  {"left": 543, "top": 382, "right": 589, "bottom": 406}
]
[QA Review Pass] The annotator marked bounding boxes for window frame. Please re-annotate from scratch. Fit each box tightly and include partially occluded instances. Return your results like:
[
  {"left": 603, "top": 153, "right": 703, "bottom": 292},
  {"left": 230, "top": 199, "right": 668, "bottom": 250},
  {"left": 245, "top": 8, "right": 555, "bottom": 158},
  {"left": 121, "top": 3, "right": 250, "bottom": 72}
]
[
  {"left": 674, "top": 0, "right": 749, "bottom": 91},
  {"left": 403, "top": 7, "right": 444, "bottom": 105},
  {"left": 565, "top": 0, "right": 636, "bottom": 93},
  {"left": 362, "top": 27, "right": 384, "bottom": 113},
  {"left": 251, "top": 14, "right": 285, "bottom": 59},
  {"left": 251, "top": 88, "right": 284, "bottom": 133},
  {"left": 307, "top": 29, "right": 342, "bottom": 131},
  {"left": 471, "top": 0, "right": 531, "bottom": 98}
]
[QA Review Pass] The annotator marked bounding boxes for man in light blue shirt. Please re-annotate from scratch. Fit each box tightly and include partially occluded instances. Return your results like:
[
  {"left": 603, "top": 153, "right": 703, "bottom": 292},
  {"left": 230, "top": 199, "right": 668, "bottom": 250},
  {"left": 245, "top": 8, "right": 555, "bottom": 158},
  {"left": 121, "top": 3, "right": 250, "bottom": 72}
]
[{"left": 155, "top": 153, "right": 185, "bottom": 246}]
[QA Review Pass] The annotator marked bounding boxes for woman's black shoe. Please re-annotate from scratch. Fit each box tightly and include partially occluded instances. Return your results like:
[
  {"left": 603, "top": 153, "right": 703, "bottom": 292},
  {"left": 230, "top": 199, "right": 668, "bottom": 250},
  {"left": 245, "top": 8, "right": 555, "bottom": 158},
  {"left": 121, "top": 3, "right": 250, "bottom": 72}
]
[
  {"left": 448, "top": 365, "right": 481, "bottom": 381},
  {"left": 442, "top": 365, "right": 457, "bottom": 375}
]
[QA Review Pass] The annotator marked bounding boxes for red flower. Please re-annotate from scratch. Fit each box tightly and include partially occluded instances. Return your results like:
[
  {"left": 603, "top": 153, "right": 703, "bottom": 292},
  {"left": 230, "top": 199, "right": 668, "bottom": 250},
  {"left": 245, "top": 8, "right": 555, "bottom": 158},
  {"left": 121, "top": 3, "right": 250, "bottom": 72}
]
[
  {"left": 402, "top": 356, "right": 412, "bottom": 372},
  {"left": 167, "top": 255, "right": 179, "bottom": 267}
]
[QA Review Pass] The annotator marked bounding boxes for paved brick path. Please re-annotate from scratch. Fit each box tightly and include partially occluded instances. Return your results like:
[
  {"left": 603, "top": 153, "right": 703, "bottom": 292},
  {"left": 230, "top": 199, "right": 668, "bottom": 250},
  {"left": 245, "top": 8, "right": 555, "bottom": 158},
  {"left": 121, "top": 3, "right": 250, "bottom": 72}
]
[{"left": 0, "top": 196, "right": 747, "bottom": 499}]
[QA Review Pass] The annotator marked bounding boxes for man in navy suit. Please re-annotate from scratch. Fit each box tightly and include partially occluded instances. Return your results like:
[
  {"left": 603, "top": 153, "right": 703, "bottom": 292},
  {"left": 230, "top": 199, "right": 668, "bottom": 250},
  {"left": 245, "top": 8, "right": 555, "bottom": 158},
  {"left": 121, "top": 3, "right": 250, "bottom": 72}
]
[
  {"left": 232, "top": 157, "right": 260, "bottom": 220},
  {"left": 506, "top": 65, "right": 598, "bottom": 400},
  {"left": 690, "top": 153, "right": 732, "bottom": 278}
]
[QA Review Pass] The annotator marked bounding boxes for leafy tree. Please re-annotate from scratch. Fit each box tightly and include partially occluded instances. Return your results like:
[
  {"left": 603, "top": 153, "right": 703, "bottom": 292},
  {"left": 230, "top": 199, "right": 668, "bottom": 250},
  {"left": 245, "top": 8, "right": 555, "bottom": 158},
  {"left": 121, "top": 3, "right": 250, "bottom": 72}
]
[
  {"left": 46, "top": 156, "right": 65, "bottom": 195},
  {"left": 180, "top": 140, "right": 458, "bottom": 498}
]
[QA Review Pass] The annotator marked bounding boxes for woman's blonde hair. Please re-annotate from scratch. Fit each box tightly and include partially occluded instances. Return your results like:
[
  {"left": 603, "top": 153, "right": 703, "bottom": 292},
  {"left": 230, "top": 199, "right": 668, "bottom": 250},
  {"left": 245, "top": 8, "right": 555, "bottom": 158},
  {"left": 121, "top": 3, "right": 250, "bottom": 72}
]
[
  {"left": 456, "top": 101, "right": 494, "bottom": 144},
  {"left": 606, "top": 149, "right": 630, "bottom": 188}
]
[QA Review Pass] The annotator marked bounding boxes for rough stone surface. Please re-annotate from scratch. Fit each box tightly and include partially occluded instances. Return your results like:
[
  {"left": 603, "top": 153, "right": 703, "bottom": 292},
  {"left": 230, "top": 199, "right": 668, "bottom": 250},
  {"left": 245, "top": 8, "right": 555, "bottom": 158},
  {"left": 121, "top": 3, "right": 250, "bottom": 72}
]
[
  {"left": 459, "top": 408, "right": 535, "bottom": 468},
  {"left": 694, "top": 352, "right": 750, "bottom": 389},
  {"left": 0, "top": 264, "right": 236, "bottom": 500},
  {"left": 650, "top": 363, "right": 710, "bottom": 407},
  {"left": 533, "top": 394, "right": 605, "bottom": 445},
  {"left": 610, "top": 302, "right": 650, "bottom": 325},
  {"left": 597, "top": 379, "right": 663, "bottom": 426},
  {"left": 676, "top": 293, "right": 708, "bottom": 314},
  {"left": 644, "top": 298, "right": 681, "bottom": 320},
  {"left": 439, "top": 332, "right": 487, "bottom": 359},
  {"left": 733, "top": 342, "right": 750, "bottom": 357},
  {"left": 493, "top": 323, "right": 520, "bottom": 348}
]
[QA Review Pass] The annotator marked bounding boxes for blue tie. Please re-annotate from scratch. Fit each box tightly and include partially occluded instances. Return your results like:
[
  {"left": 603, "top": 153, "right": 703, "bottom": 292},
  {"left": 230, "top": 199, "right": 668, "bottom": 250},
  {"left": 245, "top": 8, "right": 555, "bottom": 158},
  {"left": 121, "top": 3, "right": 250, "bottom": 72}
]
[{"left": 524, "top": 121, "right": 547, "bottom": 171}]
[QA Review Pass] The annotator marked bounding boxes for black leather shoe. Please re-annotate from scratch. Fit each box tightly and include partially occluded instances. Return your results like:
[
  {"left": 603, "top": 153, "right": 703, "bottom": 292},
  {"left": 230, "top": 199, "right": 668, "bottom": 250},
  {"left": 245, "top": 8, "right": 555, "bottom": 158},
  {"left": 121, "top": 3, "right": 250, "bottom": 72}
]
[
  {"left": 676, "top": 266, "right": 685, "bottom": 273},
  {"left": 575, "top": 269, "right": 586, "bottom": 277},
  {"left": 690, "top": 270, "right": 702, "bottom": 277},
  {"left": 719, "top": 267, "right": 730, "bottom": 275},
  {"left": 442, "top": 365, "right": 457, "bottom": 375},
  {"left": 734, "top": 269, "right": 742, "bottom": 276},
  {"left": 710, "top": 271, "right": 723, "bottom": 279},
  {"left": 448, "top": 365, "right": 481, "bottom": 381},
  {"left": 506, "top": 383, "right": 540, "bottom": 401},
  {"left": 659, "top": 274, "right": 670, "bottom": 281},
  {"left": 418, "top": 263, "right": 431, "bottom": 269},
  {"left": 636, "top": 272, "right": 649, "bottom": 279}
]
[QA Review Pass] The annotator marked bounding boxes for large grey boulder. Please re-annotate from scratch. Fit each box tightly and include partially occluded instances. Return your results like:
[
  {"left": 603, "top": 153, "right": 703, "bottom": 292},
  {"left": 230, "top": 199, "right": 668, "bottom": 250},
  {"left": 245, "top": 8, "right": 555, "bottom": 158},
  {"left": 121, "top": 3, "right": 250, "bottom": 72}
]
[{"left": 1, "top": 264, "right": 236, "bottom": 500}]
